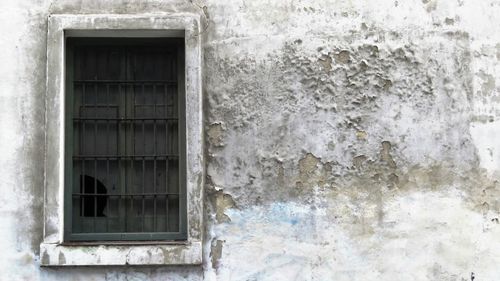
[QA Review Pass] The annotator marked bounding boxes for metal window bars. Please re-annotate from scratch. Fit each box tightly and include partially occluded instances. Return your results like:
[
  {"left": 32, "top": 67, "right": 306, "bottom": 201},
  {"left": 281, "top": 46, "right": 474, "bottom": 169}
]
[{"left": 69, "top": 41, "right": 182, "bottom": 240}]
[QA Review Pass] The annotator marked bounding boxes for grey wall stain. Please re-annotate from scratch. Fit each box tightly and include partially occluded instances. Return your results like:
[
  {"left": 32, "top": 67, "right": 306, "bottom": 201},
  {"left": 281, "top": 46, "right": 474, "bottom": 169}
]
[{"left": 1, "top": 0, "right": 500, "bottom": 280}]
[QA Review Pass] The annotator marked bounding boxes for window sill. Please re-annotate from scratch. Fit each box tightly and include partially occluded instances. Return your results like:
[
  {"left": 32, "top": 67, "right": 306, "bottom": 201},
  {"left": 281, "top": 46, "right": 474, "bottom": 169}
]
[{"left": 39, "top": 241, "right": 202, "bottom": 266}]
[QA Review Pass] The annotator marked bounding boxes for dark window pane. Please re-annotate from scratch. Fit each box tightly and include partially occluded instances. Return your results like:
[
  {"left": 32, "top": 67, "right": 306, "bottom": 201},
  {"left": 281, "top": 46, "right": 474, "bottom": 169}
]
[{"left": 68, "top": 38, "right": 182, "bottom": 239}]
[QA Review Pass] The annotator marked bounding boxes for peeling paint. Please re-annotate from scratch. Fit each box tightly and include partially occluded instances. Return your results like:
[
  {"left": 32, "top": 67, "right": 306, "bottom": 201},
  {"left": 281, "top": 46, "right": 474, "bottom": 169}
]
[
  {"left": 210, "top": 239, "right": 223, "bottom": 270},
  {"left": 318, "top": 54, "right": 332, "bottom": 71},
  {"left": 380, "top": 141, "right": 397, "bottom": 168},
  {"left": 214, "top": 191, "right": 236, "bottom": 223},
  {"left": 207, "top": 122, "right": 225, "bottom": 147},
  {"left": 1, "top": 0, "right": 500, "bottom": 280},
  {"left": 333, "top": 50, "right": 350, "bottom": 64}
]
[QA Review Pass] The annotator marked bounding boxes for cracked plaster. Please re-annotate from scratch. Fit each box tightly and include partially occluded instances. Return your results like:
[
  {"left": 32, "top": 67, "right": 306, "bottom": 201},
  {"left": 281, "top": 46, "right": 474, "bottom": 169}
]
[{"left": 1, "top": 0, "right": 500, "bottom": 280}]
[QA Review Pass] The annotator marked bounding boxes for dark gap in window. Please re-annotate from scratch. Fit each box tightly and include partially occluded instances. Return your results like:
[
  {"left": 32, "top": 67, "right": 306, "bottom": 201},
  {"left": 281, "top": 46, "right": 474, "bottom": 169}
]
[{"left": 80, "top": 175, "right": 107, "bottom": 217}]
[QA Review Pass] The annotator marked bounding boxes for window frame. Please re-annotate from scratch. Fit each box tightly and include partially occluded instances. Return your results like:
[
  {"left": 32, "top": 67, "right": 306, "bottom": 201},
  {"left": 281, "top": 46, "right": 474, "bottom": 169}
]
[
  {"left": 40, "top": 14, "right": 204, "bottom": 266},
  {"left": 64, "top": 37, "right": 187, "bottom": 242}
]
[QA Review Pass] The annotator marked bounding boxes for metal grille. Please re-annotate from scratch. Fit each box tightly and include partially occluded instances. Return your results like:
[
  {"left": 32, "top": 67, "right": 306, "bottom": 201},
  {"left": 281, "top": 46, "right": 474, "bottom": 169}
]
[{"left": 67, "top": 38, "right": 184, "bottom": 240}]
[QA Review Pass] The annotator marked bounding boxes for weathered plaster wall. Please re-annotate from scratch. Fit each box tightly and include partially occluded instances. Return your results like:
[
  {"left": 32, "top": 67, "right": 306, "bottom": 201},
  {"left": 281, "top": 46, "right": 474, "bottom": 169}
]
[{"left": 0, "top": 0, "right": 499, "bottom": 280}]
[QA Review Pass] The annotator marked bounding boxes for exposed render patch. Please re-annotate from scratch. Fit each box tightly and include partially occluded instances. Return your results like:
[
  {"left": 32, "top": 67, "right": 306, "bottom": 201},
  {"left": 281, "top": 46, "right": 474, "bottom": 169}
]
[
  {"left": 207, "top": 123, "right": 225, "bottom": 147},
  {"left": 382, "top": 79, "right": 393, "bottom": 90},
  {"left": 380, "top": 141, "right": 397, "bottom": 168},
  {"left": 333, "top": 50, "right": 350, "bottom": 64},
  {"left": 353, "top": 155, "right": 368, "bottom": 168},
  {"left": 298, "top": 153, "right": 321, "bottom": 178},
  {"left": 296, "top": 153, "right": 332, "bottom": 190},
  {"left": 356, "top": 130, "right": 368, "bottom": 140},
  {"left": 318, "top": 54, "right": 332, "bottom": 71},
  {"left": 214, "top": 191, "right": 236, "bottom": 223},
  {"left": 210, "top": 239, "right": 224, "bottom": 270}
]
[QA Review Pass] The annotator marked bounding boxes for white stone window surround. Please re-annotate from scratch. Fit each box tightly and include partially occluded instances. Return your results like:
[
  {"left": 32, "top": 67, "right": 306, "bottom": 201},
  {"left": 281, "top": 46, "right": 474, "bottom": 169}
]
[{"left": 40, "top": 14, "right": 204, "bottom": 266}]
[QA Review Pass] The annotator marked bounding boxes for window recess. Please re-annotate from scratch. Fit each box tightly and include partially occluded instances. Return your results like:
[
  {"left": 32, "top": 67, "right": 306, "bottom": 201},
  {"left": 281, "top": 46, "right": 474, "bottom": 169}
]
[
  {"left": 41, "top": 14, "right": 203, "bottom": 266},
  {"left": 65, "top": 38, "right": 187, "bottom": 241}
]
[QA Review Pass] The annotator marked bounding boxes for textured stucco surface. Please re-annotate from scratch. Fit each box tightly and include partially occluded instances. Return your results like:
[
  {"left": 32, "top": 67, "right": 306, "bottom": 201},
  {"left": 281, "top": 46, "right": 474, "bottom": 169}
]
[{"left": 1, "top": 0, "right": 500, "bottom": 280}]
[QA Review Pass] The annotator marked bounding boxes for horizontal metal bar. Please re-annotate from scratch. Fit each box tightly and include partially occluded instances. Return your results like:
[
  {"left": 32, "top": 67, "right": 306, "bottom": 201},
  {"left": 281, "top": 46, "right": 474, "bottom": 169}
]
[
  {"left": 73, "top": 193, "right": 180, "bottom": 197},
  {"left": 134, "top": 104, "right": 173, "bottom": 107},
  {"left": 75, "top": 215, "right": 168, "bottom": 219},
  {"left": 68, "top": 232, "right": 187, "bottom": 241},
  {"left": 79, "top": 103, "right": 174, "bottom": 108},
  {"left": 62, "top": 240, "right": 189, "bottom": 246},
  {"left": 73, "top": 117, "right": 178, "bottom": 121},
  {"left": 73, "top": 155, "right": 178, "bottom": 160},
  {"left": 79, "top": 104, "right": 172, "bottom": 108},
  {"left": 74, "top": 80, "right": 177, "bottom": 84},
  {"left": 79, "top": 104, "right": 119, "bottom": 108}
]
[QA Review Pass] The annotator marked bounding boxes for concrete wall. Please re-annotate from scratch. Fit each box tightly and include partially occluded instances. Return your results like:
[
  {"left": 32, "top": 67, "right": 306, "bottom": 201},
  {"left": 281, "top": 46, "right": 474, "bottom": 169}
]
[{"left": 0, "top": 0, "right": 499, "bottom": 280}]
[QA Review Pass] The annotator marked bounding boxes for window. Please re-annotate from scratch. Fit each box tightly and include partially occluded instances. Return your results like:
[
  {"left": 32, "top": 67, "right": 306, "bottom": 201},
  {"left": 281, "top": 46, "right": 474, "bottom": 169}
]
[
  {"left": 65, "top": 38, "right": 186, "bottom": 241},
  {"left": 41, "top": 14, "right": 203, "bottom": 266}
]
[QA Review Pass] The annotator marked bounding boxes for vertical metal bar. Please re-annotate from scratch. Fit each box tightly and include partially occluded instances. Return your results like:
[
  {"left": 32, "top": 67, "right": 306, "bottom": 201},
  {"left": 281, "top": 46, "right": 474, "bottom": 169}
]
[
  {"left": 153, "top": 84, "right": 157, "bottom": 232},
  {"left": 131, "top": 50, "right": 137, "bottom": 232},
  {"left": 142, "top": 84, "right": 146, "bottom": 232},
  {"left": 105, "top": 83, "right": 110, "bottom": 232},
  {"left": 173, "top": 57, "right": 178, "bottom": 118},
  {"left": 165, "top": 83, "right": 169, "bottom": 231},
  {"left": 166, "top": 158, "right": 169, "bottom": 231},
  {"left": 171, "top": 50, "right": 179, "bottom": 232},
  {"left": 123, "top": 82, "right": 128, "bottom": 233},
  {"left": 122, "top": 48, "right": 131, "bottom": 233},
  {"left": 94, "top": 83, "right": 98, "bottom": 232},
  {"left": 141, "top": 148, "right": 145, "bottom": 232},
  {"left": 81, "top": 84, "right": 86, "bottom": 219},
  {"left": 106, "top": 156, "right": 110, "bottom": 230},
  {"left": 118, "top": 82, "right": 126, "bottom": 233},
  {"left": 103, "top": 49, "right": 111, "bottom": 233},
  {"left": 130, "top": 193, "right": 134, "bottom": 231},
  {"left": 117, "top": 86, "right": 122, "bottom": 231},
  {"left": 93, "top": 156, "right": 97, "bottom": 231},
  {"left": 131, "top": 80, "right": 136, "bottom": 231}
]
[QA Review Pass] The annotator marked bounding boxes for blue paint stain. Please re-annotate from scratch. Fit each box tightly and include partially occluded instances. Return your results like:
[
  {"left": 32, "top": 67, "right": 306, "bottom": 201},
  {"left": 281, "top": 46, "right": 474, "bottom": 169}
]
[{"left": 227, "top": 202, "right": 311, "bottom": 227}]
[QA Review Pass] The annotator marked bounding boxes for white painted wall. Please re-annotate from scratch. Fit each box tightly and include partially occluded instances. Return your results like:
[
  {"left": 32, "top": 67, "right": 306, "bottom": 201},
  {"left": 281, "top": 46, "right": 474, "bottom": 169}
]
[{"left": 0, "top": 0, "right": 499, "bottom": 280}]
